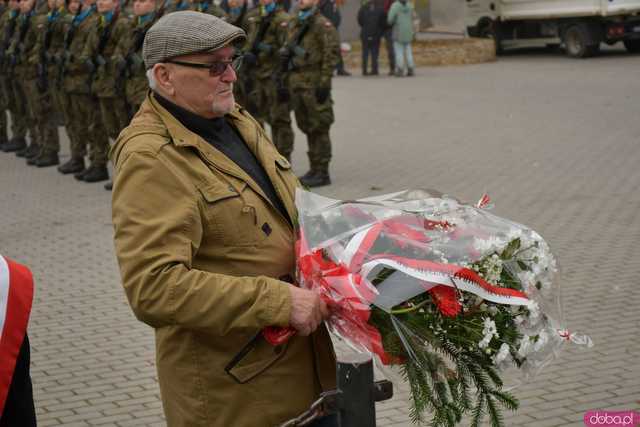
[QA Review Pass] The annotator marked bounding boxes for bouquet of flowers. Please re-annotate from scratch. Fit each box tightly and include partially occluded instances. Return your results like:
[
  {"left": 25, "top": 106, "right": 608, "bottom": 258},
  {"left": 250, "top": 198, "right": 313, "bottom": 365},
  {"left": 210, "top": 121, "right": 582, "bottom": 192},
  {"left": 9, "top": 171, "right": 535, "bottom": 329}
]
[{"left": 288, "top": 188, "right": 592, "bottom": 427}]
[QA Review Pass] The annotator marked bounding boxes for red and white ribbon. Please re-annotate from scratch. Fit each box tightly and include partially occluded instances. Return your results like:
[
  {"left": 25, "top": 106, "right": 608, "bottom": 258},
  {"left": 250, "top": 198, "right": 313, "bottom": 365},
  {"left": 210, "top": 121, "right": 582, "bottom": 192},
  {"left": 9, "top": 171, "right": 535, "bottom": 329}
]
[{"left": 0, "top": 255, "right": 34, "bottom": 415}]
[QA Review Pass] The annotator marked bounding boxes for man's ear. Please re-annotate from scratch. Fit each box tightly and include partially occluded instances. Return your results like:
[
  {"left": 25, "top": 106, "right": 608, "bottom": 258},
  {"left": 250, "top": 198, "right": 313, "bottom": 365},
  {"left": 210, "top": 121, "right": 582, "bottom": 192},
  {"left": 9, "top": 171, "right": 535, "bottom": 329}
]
[{"left": 153, "top": 63, "right": 176, "bottom": 96}]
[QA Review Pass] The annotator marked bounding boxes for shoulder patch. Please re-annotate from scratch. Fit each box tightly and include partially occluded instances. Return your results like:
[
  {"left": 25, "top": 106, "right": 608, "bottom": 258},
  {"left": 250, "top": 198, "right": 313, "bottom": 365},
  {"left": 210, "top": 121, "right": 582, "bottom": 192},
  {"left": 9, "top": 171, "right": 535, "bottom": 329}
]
[
  {"left": 324, "top": 21, "right": 332, "bottom": 28},
  {"left": 280, "top": 21, "right": 287, "bottom": 27}
]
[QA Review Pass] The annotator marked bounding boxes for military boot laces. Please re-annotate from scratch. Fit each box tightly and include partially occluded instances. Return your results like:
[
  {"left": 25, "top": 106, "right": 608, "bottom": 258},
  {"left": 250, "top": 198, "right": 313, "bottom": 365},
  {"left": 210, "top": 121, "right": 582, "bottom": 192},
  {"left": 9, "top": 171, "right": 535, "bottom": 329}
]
[{"left": 58, "top": 157, "right": 85, "bottom": 175}]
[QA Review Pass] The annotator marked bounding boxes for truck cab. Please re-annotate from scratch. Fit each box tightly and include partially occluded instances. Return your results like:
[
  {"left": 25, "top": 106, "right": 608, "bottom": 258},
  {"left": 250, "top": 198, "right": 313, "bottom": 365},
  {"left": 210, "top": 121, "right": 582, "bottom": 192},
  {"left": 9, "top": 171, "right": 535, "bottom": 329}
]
[{"left": 465, "top": 0, "right": 640, "bottom": 57}]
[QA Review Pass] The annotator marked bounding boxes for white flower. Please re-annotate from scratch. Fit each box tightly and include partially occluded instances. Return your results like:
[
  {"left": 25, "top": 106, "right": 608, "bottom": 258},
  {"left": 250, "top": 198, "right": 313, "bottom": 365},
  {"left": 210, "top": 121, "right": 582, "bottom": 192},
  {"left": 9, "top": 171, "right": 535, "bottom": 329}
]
[
  {"left": 517, "top": 271, "right": 536, "bottom": 288},
  {"left": 506, "top": 228, "right": 523, "bottom": 242},
  {"left": 474, "top": 237, "right": 505, "bottom": 254},
  {"left": 494, "top": 343, "right": 511, "bottom": 364},
  {"left": 488, "top": 305, "right": 498, "bottom": 315},
  {"left": 478, "top": 317, "right": 499, "bottom": 349}
]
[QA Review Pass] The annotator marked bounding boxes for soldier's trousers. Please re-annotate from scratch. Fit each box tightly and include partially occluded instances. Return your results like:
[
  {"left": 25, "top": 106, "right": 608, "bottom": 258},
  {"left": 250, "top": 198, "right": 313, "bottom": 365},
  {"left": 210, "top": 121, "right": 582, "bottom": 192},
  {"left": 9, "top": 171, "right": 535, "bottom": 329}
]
[
  {"left": 68, "top": 93, "right": 108, "bottom": 166},
  {"left": 98, "top": 96, "right": 130, "bottom": 140},
  {"left": 249, "top": 78, "right": 294, "bottom": 160},
  {"left": 12, "top": 79, "right": 38, "bottom": 150},
  {"left": 23, "top": 81, "right": 60, "bottom": 156},
  {"left": 2, "top": 76, "right": 28, "bottom": 140},
  {"left": 290, "top": 88, "right": 334, "bottom": 173}
]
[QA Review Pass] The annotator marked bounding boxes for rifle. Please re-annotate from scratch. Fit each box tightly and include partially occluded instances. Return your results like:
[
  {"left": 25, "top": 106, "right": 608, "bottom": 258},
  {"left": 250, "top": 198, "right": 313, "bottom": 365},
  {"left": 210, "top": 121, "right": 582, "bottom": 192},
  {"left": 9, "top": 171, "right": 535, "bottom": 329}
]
[
  {"left": 276, "top": 14, "right": 311, "bottom": 101},
  {"left": 36, "top": 14, "right": 55, "bottom": 92},
  {"left": 86, "top": 9, "right": 119, "bottom": 92},
  {"left": 242, "top": 9, "right": 274, "bottom": 94},
  {"left": 9, "top": 12, "right": 31, "bottom": 74},
  {"left": 57, "top": 9, "right": 81, "bottom": 88}
]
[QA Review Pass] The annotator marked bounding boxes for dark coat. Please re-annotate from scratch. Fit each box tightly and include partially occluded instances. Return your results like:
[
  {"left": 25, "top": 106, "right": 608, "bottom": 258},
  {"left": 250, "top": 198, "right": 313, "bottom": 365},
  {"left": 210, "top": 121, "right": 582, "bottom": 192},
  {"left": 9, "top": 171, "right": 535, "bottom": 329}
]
[
  {"left": 358, "top": 0, "right": 386, "bottom": 39},
  {"left": 318, "top": 0, "right": 341, "bottom": 28}
]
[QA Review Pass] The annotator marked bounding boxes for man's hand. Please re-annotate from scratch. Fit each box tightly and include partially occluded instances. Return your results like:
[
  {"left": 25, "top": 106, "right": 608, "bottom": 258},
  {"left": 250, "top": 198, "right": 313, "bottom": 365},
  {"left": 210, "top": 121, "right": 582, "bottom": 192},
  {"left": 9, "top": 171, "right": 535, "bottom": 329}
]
[{"left": 289, "top": 286, "right": 329, "bottom": 336}]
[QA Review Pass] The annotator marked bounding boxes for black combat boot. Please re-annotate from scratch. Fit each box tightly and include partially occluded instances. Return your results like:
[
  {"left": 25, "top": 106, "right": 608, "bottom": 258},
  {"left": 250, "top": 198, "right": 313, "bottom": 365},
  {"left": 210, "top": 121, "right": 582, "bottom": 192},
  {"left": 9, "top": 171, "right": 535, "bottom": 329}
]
[
  {"left": 1, "top": 137, "right": 26, "bottom": 153},
  {"left": 407, "top": 68, "right": 414, "bottom": 76},
  {"left": 300, "top": 170, "right": 331, "bottom": 188},
  {"left": 104, "top": 181, "right": 113, "bottom": 191},
  {"left": 36, "top": 152, "right": 59, "bottom": 167},
  {"left": 81, "top": 165, "right": 109, "bottom": 183},
  {"left": 58, "top": 157, "right": 85, "bottom": 174},
  {"left": 297, "top": 170, "right": 316, "bottom": 183},
  {"left": 25, "top": 144, "right": 40, "bottom": 160}
]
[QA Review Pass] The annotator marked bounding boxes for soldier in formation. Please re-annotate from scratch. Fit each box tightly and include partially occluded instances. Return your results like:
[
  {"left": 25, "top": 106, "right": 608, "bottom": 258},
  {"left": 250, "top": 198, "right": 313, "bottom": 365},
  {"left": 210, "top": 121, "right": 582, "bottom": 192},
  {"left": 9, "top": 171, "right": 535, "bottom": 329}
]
[{"left": 0, "top": 0, "right": 340, "bottom": 187}]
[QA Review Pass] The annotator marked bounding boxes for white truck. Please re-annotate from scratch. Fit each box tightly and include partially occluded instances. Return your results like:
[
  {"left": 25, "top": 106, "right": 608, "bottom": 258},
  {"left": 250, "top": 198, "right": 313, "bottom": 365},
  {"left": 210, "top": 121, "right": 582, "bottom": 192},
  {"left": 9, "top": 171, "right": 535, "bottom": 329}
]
[{"left": 465, "top": 0, "right": 640, "bottom": 57}]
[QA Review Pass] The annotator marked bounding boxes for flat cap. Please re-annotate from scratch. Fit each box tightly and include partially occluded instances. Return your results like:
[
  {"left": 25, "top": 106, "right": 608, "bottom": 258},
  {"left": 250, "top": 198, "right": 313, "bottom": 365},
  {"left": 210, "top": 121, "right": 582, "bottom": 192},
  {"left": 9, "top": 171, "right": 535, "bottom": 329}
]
[{"left": 143, "top": 11, "right": 246, "bottom": 69}]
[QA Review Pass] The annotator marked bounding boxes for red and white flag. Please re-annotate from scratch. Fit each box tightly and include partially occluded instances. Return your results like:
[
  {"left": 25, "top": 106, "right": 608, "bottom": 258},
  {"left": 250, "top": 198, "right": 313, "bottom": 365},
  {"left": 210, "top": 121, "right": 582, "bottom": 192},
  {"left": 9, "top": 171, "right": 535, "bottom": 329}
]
[{"left": 0, "top": 255, "right": 34, "bottom": 415}]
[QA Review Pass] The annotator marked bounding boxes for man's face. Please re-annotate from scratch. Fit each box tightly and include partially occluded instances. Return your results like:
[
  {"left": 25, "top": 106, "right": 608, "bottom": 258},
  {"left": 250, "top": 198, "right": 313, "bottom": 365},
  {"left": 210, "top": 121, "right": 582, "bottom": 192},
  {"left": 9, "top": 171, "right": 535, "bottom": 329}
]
[
  {"left": 228, "top": 0, "right": 243, "bottom": 8},
  {"left": 161, "top": 45, "right": 237, "bottom": 119},
  {"left": 259, "top": 0, "right": 272, "bottom": 7},
  {"left": 9, "top": 0, "right": 19, "bottom": 10},
  {"left": 19, "top": 0, "right": 35, "bottom": 13},
  {"left": 47, "top": 0, "right": 56, "bottom": 9},
  {"left": 55, "top": 0, "right": 64, "bottom": 8},
  {"left": 133, "top": 0, "right": 155, "bottom": 16},
  {"left": 68, "top": 0, "right": 80, "bottom": 12},
  {"left": 97, "top": 0, "right": 116, "bottom": 13},
  {"left": 298, "top": 0, "right": 316, "bottom": 10}
]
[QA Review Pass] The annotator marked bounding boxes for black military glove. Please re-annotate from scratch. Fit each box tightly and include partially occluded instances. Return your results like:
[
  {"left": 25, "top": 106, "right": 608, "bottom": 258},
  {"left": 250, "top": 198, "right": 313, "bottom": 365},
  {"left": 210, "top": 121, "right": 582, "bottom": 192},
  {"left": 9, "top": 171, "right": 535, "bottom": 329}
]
[
  {"left": 243, "top": 51, "right": 257, "bottom": 67},
  {"left": 315, "top": 87, "right": 330, "bottom": 104},
  {"left": 277, "top": 87, "right": 289, "bottom": 103},
  {"left": 84, "top": 59, "right": 96, "bottom": 73}
]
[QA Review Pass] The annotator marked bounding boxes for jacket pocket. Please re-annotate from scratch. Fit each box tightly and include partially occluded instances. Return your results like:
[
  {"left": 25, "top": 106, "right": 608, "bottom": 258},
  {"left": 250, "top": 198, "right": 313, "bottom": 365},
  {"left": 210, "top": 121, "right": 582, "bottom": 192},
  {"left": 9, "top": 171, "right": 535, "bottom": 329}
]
[
  {"left": 224, "top": 332, "right": 288, "bottom": 384},
  {"left": 198, "top": 181, "right": 269, "bottom": 247}
]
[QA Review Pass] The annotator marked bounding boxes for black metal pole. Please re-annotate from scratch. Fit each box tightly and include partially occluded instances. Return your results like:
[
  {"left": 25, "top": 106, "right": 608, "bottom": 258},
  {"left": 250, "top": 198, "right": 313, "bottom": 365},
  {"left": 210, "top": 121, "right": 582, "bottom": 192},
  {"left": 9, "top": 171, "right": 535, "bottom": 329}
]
[{"left": 336, "top": 354, "right": 376, "bottom": 427}]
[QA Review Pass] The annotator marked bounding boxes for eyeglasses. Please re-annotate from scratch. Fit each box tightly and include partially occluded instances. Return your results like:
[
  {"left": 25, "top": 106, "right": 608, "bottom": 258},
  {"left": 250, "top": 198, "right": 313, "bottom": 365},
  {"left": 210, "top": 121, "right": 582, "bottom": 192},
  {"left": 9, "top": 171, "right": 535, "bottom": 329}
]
[{"left": 166, "top": 54, "right": 243, "bottom": 77}]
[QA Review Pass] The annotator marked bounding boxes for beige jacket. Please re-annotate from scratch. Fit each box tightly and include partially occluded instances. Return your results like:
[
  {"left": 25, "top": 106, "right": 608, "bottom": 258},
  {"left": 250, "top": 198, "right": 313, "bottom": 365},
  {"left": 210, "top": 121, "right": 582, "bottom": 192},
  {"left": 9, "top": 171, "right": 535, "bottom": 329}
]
[{"left": 110, "top": 93, "right": 336, "bottom": 427}]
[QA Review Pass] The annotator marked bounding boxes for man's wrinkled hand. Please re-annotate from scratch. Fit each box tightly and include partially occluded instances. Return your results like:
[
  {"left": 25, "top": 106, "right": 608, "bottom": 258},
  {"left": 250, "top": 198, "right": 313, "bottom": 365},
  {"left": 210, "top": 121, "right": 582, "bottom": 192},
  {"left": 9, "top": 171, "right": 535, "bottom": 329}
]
[{"left": 288, "top": 286, "right": 329, "bottom": 336}]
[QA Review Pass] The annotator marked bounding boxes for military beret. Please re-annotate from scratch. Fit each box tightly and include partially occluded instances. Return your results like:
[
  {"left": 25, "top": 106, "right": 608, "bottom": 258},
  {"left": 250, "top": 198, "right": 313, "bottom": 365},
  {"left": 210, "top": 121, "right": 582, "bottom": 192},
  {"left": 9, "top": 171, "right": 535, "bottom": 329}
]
[{"left": 143, "top": 11, "right": 246, "bottom": 69}]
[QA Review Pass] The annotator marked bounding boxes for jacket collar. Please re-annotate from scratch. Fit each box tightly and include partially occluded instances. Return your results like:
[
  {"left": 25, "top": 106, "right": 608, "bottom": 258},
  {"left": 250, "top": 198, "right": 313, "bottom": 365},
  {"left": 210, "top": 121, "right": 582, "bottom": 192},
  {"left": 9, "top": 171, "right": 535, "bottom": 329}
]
[{"left": 147, "top": 93, "right": 294, "bottom": 225}]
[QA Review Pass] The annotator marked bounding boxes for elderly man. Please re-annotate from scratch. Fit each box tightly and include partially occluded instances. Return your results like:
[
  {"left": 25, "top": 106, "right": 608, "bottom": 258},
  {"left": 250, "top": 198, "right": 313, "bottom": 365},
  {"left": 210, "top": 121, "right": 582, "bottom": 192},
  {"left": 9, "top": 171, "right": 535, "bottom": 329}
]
[{"left": 110, "top": 11, "right": 337, "bottom": 427}]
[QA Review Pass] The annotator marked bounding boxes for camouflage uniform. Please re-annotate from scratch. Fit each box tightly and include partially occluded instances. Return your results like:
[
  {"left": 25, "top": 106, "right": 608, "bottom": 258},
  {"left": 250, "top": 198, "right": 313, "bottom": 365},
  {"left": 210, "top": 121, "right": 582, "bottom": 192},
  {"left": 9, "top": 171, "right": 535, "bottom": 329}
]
[
  {"left": 80, "top": 10, "right": 130, "bottom": 140},
  {"left": 283, "top": 8, "right": 338, "bottom": 184},
  {"left": 0, "top": 8, "right": 28, "bottom": 151},
  {"left": 24, "top": 7, "right": 65, "bottom": 165},
  {"left": 235, "top": 5, "right": 259, "bottom": 117},
  {"left": 0, "top": 5, "right": 8, "bottom": 147},
  {"left": 244, "top": 5, "right": 294, "bottom": 160},
  {"left": 112, "top": 12, "right": 157, "bottom": 115},
  {"left": 164, "top": 0, "right": 191, "bottom": 14},
  {"left": 7, "top": 9, "right": 43, "bottom": 159},
  {"left": 61, "top": 5, "right": 109, "bottom": 176},
  {"left": 229, "top": 2, "right": 251, "bottom": 109}
]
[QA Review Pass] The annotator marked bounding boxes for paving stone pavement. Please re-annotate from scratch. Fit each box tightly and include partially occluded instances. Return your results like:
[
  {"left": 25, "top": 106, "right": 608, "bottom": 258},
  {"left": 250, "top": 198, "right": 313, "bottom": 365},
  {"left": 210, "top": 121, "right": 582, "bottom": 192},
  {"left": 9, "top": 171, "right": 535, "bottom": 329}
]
[{"left": 1, "top": 45, "right": 639, "bottom": 426}]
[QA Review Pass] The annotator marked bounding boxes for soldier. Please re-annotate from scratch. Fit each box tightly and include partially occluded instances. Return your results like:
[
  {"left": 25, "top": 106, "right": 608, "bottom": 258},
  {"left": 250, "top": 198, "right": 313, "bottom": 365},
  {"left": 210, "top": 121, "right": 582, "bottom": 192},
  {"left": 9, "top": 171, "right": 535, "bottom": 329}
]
[
  {"left": 243, "top": 0, "right": 294, "bottom": 160},
  {"left": 280, "top": 0, "right": 338, "bottom": 187},
  {"left": 113, "top": 0, "right": 163, "bottom": 116},
  {"left": 5, "top": 0, "right": 40, "bottom": 160},
  {"left": 1, "top": 0, "right": 30, "bottom": 154},
  {"left": 58, "top": 0, "right": 110, "bottom": 182},
  {"left": 80, "top": 0, "right": 130, "bottom": 153},
  {"left": 22, "top": 0, "right": 63, "bottom": 167}
]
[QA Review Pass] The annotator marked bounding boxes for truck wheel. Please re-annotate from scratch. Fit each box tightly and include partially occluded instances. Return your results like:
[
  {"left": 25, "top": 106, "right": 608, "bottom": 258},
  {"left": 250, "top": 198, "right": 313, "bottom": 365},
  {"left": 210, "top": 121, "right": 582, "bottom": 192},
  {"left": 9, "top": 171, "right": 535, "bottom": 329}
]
[
  {"left": 564, "top": 24, "right": 600, "bottom": 58},
  {"left": 623, "top": 39, "right": 640, "bottom": 53},
  {"left": 480, "top": 21, "right": 503, "bottom": 55}
]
